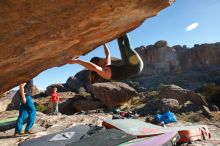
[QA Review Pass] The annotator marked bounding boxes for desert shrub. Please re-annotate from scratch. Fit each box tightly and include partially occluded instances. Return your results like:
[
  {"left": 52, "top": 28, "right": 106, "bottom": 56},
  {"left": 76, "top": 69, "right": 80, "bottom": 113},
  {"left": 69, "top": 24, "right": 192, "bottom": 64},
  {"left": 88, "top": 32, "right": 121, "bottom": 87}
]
[
  {"left": 146, "top": 90, "right": 159, "bottom": 98},
  {"left": 78, "top": 87, "right": 91, "bottom": 97},
  {"left": 36, "top": 104, "right": 47, "bottom": 112},
  {"left": 195, "top": 83, "right": 220, "bottom": 102},
  {"left": 176, "top": 113, "right": 207, "bottom": 123}
]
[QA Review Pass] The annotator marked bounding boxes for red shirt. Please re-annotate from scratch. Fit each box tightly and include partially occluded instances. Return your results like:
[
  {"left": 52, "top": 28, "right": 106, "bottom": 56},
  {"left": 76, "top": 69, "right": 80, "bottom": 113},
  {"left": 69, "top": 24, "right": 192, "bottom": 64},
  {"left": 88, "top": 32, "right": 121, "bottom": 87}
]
[{"left": 51, "top": 92, "right": 59, "bottom": 103}]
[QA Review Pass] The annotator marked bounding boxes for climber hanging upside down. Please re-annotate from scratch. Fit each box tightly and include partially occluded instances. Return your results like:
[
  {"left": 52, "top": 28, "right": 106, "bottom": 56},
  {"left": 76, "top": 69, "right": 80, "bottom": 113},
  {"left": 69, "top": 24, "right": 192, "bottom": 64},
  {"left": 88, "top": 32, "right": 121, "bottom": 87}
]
[{"left": 68, "top": 33, "right": 143, "bottom": 82}]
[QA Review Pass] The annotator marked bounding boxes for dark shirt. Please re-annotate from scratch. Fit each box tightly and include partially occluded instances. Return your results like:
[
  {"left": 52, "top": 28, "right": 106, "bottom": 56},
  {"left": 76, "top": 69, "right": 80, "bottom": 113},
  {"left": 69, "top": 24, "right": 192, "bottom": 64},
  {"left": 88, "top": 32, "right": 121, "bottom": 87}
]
[
  {"left": 24, "top": 80, "right": 33, "bottom": 96},
  {"left": 108, "top": 64, "right": 142, "bottom": 81}
]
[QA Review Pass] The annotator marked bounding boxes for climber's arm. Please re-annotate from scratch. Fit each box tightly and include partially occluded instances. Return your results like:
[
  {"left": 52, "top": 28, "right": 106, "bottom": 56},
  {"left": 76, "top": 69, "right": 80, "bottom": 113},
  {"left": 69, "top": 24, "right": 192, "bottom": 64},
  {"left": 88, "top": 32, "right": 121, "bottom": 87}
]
[
  {"left": 103, "top": 44, "right": 111, "bottom": 66},
  {"left": 68, "top": 58, "right": 111, "bottom": 79}
]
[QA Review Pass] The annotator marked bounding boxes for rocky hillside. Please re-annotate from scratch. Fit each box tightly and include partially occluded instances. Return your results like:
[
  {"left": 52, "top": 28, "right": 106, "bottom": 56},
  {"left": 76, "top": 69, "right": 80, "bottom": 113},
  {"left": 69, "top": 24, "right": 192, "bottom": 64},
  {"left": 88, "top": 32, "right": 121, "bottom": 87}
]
[
  {"left": 136, "top": 41, "right": 220, "bottom": 75},
  {"left": 0, "top": 0, "right": 174, "bottom": 94},
  {"left": 134, "top": 41, "right": 220, "bottom": 90}
]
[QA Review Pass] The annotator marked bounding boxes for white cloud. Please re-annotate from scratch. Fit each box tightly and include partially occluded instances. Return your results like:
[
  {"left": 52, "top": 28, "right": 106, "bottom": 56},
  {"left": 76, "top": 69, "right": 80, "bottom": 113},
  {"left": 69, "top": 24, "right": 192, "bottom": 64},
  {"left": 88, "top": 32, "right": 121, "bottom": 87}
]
[{"left": 185, "top": 22, "right": 199, "bottom": 32}]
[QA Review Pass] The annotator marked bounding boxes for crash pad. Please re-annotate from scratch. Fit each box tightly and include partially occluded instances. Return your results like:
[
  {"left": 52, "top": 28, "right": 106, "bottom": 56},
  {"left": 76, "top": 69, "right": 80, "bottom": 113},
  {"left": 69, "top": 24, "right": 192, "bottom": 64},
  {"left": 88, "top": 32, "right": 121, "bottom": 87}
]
[
  {"left": 102, "top": 119, "right": 168, "bottom": 137},
  {"left": 102, "top": 119, "right": 210, "bottom": 142},
  {"left": 19, "top": 125, "right": 91, "bottom": 146},
  {"left": 66, "top": 128, "right": 136, "bottom": 146},
  {"left": 0, "top": 117, "right": 17, "bottom": 124},
  {"left": 0, "top": 117, "right": 27, "bottom": 132}
]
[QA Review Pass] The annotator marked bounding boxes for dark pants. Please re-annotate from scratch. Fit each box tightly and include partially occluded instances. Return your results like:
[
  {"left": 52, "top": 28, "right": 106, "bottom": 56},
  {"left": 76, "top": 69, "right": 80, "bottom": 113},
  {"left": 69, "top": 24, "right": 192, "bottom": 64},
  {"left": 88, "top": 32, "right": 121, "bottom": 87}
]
[
  {"left": 15, "top": 96, "right": 36, "bottom": 133},
  {"left": 110, "top": 34, "right": 143, "bottom": 80}
]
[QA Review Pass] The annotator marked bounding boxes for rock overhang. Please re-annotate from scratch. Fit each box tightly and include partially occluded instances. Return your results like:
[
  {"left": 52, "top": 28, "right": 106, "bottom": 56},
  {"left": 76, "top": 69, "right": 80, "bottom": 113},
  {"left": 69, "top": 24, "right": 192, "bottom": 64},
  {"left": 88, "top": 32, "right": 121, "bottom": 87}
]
[{"left": 0, "top": 0, "right": 174, "bottom": 93}]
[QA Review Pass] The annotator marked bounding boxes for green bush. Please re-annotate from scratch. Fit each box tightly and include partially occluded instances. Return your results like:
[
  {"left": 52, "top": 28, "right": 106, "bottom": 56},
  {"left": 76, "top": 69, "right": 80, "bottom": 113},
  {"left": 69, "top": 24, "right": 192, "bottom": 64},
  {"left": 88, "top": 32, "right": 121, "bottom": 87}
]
[
  {"left": 78, "top": 87, "right": 91, "bottom": 97},
  {"left": 36, "top": 104, "right": 47, "bottom": 112},
  {"left": 146, "top": 90, "right": 159, "bottom": 98},
  {"left": 195, "top": 83, "right": 220, "bottom": 102}
]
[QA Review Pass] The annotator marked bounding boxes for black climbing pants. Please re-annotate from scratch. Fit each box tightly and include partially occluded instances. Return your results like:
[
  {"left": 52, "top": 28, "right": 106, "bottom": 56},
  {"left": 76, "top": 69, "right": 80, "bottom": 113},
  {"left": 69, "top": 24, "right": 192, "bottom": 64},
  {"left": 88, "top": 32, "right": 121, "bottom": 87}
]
[{"left": 110, "top": 34, "right": 143, "bottom": 80}]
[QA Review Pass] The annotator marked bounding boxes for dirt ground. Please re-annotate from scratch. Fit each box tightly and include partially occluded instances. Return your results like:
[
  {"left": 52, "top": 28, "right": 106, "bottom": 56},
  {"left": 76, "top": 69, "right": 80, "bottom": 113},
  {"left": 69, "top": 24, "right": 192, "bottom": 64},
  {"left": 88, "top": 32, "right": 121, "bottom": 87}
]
[{"left": 0, "top": 111, "right": 220, "bottom": 146}]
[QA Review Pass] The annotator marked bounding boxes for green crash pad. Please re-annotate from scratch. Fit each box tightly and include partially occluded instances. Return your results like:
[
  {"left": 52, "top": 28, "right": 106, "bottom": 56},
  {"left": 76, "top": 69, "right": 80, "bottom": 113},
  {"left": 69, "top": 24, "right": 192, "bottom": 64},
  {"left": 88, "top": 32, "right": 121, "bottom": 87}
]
[
  {"left": 0, "top": 117, "right": 17, "bottom": 124},
  {"left": 0, "top": 117, "right": 27, "bottom": 132}
]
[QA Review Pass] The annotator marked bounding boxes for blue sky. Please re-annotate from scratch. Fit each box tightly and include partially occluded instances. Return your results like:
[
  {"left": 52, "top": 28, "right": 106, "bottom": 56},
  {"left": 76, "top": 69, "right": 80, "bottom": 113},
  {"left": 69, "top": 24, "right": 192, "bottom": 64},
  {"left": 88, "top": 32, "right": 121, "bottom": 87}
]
[{"left": 17, "top": 0, "right": 220, "bottom": 90}]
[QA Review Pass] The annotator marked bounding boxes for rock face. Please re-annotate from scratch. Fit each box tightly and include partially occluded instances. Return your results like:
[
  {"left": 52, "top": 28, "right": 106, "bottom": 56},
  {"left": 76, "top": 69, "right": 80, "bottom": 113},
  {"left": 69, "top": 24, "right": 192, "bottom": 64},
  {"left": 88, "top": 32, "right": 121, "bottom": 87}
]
[
  {"left": 0, "top": 0, "right": 173, "bottom": 94},
  {"left": 0, "top": 97, "right": 11, "bottom": 112},
  {"left": 7, "top": 91, "right": 22, "bottom": 111},
  {"left": 131, "top": 40, "right": 220, "bottom": 90},
  {"left": 66, "top": 70, "right": 91, "bottom": 92},
  {"left": 32, "top": 85, "right": 40, "bottom": 96},
  {"left": 135, "top": 42, "right": 220, "bottom": 90},
  {"left": 72, "top": 99, "right": 103, "bottom": 112},
  {"left": 136, "top": 41, "right": 220, "bottom": 75},
  {"left": 159, "top": 85, "right": 208, "bottom": 107},
  {"left": 45, "top": 83, "right": 70, "bottom": 95},
  {"left": 156, "top": 98, "right": 181, "bottom": 113},
  {"left": 91, "top": 82, "right": 138, "bottom": 108}
]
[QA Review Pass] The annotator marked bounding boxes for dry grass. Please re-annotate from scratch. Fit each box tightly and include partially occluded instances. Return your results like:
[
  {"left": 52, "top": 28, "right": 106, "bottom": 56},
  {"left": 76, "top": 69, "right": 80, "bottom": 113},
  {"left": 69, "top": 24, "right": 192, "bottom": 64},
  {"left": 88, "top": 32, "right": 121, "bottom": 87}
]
[
  {"left": 176, "top": 112, "right": 209, "bottom": 123},
  {"left": 36, "top": 104, "right": 48, "bottom": 113},
  {"left": 146, "top": 90, "right": 159, "bottom": 98},
  {"left": 196, "top": 83, "right": 220, "bottom": 102},
  {"left": 210, "top": 112, "right": 220, "bottom": 121},
  {"left": 176, "top": 111, "right": 220, "bottom": 123}
]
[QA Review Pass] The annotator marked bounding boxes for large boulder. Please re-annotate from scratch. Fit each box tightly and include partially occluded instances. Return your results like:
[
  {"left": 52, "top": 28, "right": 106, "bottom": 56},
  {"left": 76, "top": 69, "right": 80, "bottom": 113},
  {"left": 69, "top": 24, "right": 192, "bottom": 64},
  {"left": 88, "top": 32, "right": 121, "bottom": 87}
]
[
  {"left": 45, "top": 83, "right": 70, "bottom": 96},
  {"left": 66, "top": 70, "right": 91, "bottom": 92},
  {"left": 0, "top": 0, "right": 174, "bottom": 94},
  {"left": 32, "top": 85, "right": 40, "bottom": 96},
  {"left": 6, "top": 91, "right": 21, "bottom": 110},
  {"left": 156, "top": 98, "right": 181, "bottom": 113},
  {"left": 91, "top": 82, "right": 138, "bottom": 108},
  {"left": 72, "top": 99, "right": 103, "bottom": 112},
  {"left": 159, "top": 85, "right": 208, "bottom": 107},
  {"left": 0, "top": 97, "right": 11, "bottom": 112}
]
